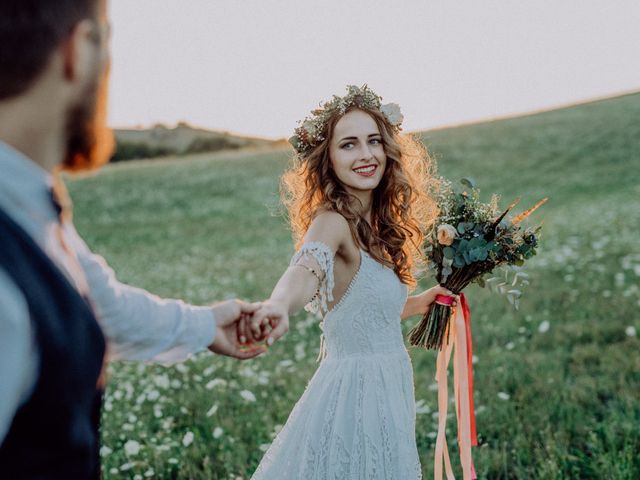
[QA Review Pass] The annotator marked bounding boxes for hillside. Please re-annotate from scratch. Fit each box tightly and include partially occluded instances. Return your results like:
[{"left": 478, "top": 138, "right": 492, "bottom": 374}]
[
  {"left": 112, "top": 122, "right": 281, "bottom": 161},
  {"left": 69, "top": 92, "right": 640, "bottom": 480}
]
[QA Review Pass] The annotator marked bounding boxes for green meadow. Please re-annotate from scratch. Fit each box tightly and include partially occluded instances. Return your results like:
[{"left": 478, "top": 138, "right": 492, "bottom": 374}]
[{"left": 68, "top": 93, "right": 640, "bottom": 479}]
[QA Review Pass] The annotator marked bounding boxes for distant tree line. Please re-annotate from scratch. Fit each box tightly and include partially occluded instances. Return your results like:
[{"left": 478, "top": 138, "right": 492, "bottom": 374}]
[{"left": 110, "top": 136, "right": 243, "bottom": 162}]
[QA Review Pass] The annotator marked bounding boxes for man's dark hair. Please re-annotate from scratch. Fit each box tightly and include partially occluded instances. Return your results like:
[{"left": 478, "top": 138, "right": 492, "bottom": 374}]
[{"left": 0, "top": 0, "right": 100, "bottom": 100}]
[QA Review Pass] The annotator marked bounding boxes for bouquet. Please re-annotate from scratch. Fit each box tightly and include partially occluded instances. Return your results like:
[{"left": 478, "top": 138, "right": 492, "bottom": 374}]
[{"left": 409, "top": 177, "right": 547, "bottom": 350}]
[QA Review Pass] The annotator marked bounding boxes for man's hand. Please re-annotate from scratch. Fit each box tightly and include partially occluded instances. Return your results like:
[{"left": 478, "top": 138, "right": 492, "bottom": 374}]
[{"left": 208, "top": 300, "right": 266, "bottom": 359}]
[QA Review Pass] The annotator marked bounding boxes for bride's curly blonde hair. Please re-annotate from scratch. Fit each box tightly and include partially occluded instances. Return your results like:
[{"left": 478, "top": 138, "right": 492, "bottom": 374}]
[{"left": 281, "top": 106, "right": 440, "bottom": 288}]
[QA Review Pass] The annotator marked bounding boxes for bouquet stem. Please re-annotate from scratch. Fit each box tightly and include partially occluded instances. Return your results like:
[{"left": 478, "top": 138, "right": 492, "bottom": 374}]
[{"left": 409, "top": 303, "right": 453, "bottom": 350}]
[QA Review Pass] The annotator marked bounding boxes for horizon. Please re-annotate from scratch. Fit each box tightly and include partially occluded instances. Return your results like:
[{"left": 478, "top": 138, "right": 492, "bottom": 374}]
[
  {"left": 111, "top": 89, "right": 640, "bottom": 140},
  {"left": 108, "top": 0, "right": 640, "bottom": 139}
]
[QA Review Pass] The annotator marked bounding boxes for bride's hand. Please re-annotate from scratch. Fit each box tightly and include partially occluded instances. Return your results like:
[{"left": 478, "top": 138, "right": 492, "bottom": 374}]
[
  {"left": 250, "top": 299, "right": 290, "bottom": 346},
  {"left": 420, "top": 286, "right": 460, "bottom": 313}
]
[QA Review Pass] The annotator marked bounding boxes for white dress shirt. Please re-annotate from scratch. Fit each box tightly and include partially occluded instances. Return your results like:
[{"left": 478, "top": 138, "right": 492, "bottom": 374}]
[{"left": 0, "top": 141, "right": 216, "bottom": 444}]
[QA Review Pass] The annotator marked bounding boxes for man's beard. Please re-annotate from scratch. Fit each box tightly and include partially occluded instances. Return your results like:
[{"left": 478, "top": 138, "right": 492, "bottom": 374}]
[{"left": 62, "top": 64, "right": 115, "bottom": 172}]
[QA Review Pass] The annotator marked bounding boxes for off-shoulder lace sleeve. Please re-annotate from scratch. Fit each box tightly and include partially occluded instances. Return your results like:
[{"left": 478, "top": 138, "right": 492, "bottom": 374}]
[{"left": 289, "top": 241, "right": 335, "bottom": 315}]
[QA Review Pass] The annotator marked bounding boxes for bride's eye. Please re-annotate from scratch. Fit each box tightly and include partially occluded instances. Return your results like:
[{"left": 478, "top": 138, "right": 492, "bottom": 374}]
[
  {"left": 341, "top": 142, "right": 354, "bottom": 150},
  {"left": 369, "top": 138, "right": 382, "bottom": 145}
]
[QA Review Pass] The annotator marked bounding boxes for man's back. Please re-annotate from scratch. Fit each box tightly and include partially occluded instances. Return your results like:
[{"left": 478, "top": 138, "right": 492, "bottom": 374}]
[{"left": 0, "top": 207, "right": 106, "bottom": 480}]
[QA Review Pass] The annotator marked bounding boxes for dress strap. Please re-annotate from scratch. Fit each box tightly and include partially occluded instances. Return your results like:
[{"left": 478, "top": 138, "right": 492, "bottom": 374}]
[{"left": 289, "top": 241, "right": 335, "bottom": 316}]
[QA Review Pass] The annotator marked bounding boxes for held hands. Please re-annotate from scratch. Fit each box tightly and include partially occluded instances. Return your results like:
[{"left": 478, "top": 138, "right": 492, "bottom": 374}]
[
  {"left": 237, "top": 299, "right": 290, "bottom": 348},
  {"left": 208, "top": 300, "right": 268, "bottom": 359}
]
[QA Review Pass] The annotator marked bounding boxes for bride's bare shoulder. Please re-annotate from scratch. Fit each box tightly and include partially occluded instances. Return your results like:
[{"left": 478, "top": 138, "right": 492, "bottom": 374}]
[{"left": 306, "top": 210, "right": 358, "bottom": 265}]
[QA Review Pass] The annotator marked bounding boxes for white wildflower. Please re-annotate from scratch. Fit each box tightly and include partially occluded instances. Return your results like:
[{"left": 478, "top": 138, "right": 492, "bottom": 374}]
[
  {"left": 123, "top": 440, "right": 141, "bottom": 456},
  {"left": 240, "top": 390, "right": 257, "bottom": 402},
  {"left": 205, "top": 378, "right": 227, "bottom": 390},
  {"left": 154, "top": 374, "right": 170, "bottom": 389},
  {"left": 182, "top": 431, "right": 194, "bottom": 447},
  {"left": 257, "top": 371, "right": 270, "bottom": 385},
  {"left": 415, "top": 399, "right": 431, "bottom": 415},
  {"left": 175, "top": 363, "right": 188, "bottom": 374},
  {"left": 213, "top": 427, "right": 223, "bottom": 439},
  {"left": 497, "top": 392, "right": 510, "bottom": 400},
  {"left": 239, "top": 367, "right": 256, "bottom": 378},
  {"left": 625, "top": 326, "right": 637, "bottom": 337},
  {"left": 538, "top": 320, "right": 550, "bottom": 333},
  {"left": 206, "top": 404, "right": 219, "bottom": 417}
]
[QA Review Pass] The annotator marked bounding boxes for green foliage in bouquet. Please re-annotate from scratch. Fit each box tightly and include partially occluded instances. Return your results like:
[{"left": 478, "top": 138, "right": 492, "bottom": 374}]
[{"left": 409, "top": 177, "right": 547, "bottom": 349}]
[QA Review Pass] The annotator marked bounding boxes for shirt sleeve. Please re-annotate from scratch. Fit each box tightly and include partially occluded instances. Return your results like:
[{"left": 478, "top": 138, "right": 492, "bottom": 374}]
[
  {"left": 0, "top": 268, "right": 38, "bottom": 445},
  {"left": 65, "top": 226, "right": 216, "bottom": 365},
  {"left": 290, "top": 241, "right": 336, "bottom": 315}
]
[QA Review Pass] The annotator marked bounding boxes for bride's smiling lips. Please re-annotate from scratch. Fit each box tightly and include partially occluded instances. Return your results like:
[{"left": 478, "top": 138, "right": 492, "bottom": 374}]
[{"left": 352, "top": 164, "right": 378, "bottom": 177}]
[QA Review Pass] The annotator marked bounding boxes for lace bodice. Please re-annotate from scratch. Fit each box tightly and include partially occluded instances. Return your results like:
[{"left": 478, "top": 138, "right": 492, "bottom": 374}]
[
  {"left": 291, "top": 242, "right": 409, "bottom": 360},
  {"left": 321, "top": 250, "right": 408, "bottom": 359}
]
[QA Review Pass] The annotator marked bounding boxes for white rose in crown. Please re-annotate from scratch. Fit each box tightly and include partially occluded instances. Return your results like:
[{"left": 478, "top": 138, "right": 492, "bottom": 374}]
[
  {"left": 437, "top": 224, "right": 458, "bottom": 246},
  {"left": 380, "top": 103, "right": 404, "bottom": 127}
]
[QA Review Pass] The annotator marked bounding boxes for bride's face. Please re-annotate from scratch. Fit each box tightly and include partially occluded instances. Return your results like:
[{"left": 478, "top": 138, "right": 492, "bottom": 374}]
[{"left": 328, "top": 109, "right": 387, "bottom": 196}]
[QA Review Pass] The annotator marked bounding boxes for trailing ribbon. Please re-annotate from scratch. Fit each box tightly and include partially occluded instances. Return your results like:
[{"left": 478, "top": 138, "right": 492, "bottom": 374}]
[{"left": 433, "top": 293, "right": 477, "bottom": 480}]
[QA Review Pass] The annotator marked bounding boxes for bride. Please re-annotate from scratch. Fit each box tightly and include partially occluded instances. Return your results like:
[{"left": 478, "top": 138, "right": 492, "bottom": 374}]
[{"left": 246, "top": 85, "right": 458, "bottom": 479}]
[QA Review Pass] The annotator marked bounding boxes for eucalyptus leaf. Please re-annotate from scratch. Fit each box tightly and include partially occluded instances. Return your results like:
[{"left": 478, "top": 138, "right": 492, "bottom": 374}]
[{"left": 460, "top": 177, "right": 477, "bottom": 189}]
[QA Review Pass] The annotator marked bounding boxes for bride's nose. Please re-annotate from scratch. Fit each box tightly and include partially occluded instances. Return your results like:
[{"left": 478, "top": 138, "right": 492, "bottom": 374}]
[{"left": 359, "top": 143, "right": 374, "bottom": 161}]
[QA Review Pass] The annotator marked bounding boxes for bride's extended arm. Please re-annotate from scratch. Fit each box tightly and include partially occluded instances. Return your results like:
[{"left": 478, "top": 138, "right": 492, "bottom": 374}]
[
  {"left": 249, "top": 212, "right": 350, "bottom": 345},
  {"left": 401, "top": 285, "right": 459, "bottom": 321}
]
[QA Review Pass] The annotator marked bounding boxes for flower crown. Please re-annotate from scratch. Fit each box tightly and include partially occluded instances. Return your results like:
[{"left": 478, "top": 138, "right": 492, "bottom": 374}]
[{"left": 288, "top": 84, "right": 404, "bottom": 157}]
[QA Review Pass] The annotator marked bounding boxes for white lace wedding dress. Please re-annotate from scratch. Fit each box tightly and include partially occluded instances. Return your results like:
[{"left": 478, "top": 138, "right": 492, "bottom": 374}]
[{"left": 251, "top": 242, "right": 422, "bottom": 479}]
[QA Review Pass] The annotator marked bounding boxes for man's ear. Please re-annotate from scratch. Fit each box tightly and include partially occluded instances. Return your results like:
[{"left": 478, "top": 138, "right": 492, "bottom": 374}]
[{"left": 60, "top": 19, "right": 99, "bottom": 84}]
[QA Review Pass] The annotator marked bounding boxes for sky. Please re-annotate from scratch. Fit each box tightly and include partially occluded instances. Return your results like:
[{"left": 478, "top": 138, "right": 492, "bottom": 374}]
[{"left": 108, "top": 0, "right": 640, "bottom": 139}]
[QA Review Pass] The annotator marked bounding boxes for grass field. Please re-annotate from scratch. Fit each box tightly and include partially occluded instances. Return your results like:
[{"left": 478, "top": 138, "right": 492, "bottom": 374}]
[{"left": 68, "top": 93, "right": 640, "bottom": 479}]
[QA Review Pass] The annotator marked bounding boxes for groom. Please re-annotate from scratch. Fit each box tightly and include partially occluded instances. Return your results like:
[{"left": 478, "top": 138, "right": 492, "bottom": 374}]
[{"left": 0, "top": 0, "right": 282, "bottom": 478}]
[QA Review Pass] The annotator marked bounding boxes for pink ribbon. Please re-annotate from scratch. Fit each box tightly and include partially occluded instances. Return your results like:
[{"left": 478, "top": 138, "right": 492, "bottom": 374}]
[{"left": 433, "top": 293, "right": 477, "bottom": 480}]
